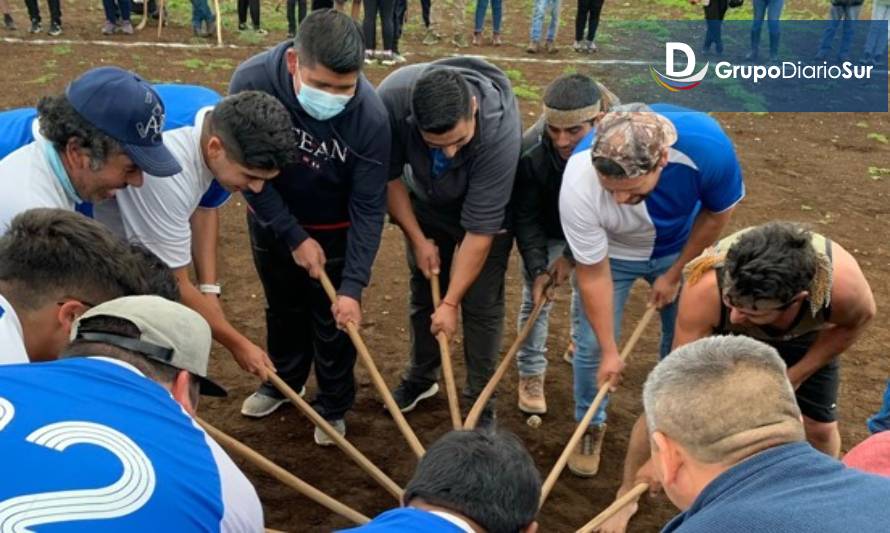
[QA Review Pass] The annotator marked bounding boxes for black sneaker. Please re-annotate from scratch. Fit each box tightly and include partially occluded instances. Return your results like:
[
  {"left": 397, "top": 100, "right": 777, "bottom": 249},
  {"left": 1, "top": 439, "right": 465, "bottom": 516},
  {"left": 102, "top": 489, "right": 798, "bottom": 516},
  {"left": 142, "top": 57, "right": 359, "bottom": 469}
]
[
  {"left": 29, "top": 20, "right": 41, "bottom": 33},
  {"left": 48, "top": 21, "right": 61, "bottom": 36},
  {"left": 392, "top": 381, "right": 439, "bottom": 413},
  {"left": 3, "top": 14, "right": 15, "bottom": 30},
  {"left": 238, "top": 22, "right": 247, "bottom": 31}
]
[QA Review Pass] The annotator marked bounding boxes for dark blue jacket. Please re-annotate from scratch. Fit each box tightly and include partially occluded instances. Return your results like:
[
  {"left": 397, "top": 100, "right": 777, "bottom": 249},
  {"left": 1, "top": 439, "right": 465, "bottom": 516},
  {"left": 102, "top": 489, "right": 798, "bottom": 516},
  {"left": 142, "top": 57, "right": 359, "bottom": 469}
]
[
  {"left": 663, "top": 442, "right": 890, "bottom": 533},
  {"left": 229, "top": 41, "right": 390, "bottom": 300}
]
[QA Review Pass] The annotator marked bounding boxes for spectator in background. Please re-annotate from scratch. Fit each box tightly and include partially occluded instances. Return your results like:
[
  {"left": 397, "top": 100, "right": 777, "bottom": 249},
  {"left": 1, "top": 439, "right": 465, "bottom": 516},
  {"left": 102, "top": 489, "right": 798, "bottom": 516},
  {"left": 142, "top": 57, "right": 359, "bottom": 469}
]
[
  {"left": 363, "top": 0, "right": 396, "bottom": 64},
  {"left": 1, "top": 0, "right": 15, "bottom": 29},
  {"left": 692, "top": 0, "right": 728, "bottom": 55},
  {"left": 237, "top": 0, "right": 266, "bottom": 34},
  {"left": 860, "top": 0, "right": 890, "bottom": 66},
  {"left": 24, "top": 0, "right": 61, "bottom": 35},
  {"left": 473, "top": 0, "right": 502, "bottom": 46},
  {"left": 528, "top": 0, "right": 560, "bottom": 54},
  {"left": 817, "top": 0, "right": 864, "bottom": 61},
  {"left": 191, "top": 0, "right": 215, "bottom": 37},
  {"left": 574, "top": 0, "right": 604, "bottom": 53},
  {"left": 867, "top": 380, "right": 890, "bottom": 434},
  {"left": 392, "top": 0, "right": 408, "bottom": 61},
  {"left": 337, "top": 0, "right": 361, "bottom": 19},
  {"left": 420, "top": 0, "right": 436, "bottom": 44},
  {"left": 101, "top": 0, "right": 133, "bottom": 34},
  {"left": 748, "top": 0, "right": 784, "bottom": 62},
  {"left": 287, "top": 0, "right": 307, "bottom": 37}
]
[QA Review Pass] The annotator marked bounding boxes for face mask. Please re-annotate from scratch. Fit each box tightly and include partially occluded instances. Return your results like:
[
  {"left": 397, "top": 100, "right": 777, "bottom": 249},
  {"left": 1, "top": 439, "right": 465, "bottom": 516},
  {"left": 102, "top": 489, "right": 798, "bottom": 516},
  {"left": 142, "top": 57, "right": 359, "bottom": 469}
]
[{"left": 296, "top": 70, "right": 352, "bottom": 121}]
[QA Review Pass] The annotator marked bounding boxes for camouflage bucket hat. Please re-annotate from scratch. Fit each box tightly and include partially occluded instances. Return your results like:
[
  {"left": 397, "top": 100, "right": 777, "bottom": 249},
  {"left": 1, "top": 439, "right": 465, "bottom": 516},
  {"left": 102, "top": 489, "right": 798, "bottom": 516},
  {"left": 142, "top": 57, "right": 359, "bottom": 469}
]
[{"left": 591, "top": 104, "right": 678, "bottom": 178}]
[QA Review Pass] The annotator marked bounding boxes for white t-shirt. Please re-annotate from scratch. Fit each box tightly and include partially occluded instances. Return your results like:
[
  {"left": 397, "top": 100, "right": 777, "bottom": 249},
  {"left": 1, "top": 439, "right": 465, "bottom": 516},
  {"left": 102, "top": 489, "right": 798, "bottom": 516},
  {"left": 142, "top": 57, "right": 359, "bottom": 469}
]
[
  {"left": 95, "top": 107, "right": 218, "bottom": 269},
  {"left": 0, "top": 124, "right": 76, "bottom": 232},
  {"left": 0, "top": 293, "right": 29, "bottom": 365}
]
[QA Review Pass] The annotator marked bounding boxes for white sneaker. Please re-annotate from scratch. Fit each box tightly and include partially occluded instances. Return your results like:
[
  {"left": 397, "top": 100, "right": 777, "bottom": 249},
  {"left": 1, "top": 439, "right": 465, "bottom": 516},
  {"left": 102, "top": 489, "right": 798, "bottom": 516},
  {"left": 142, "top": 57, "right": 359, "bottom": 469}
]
[
  {"left": 240, "top": 386, "right": 305, "bottom": 418},
  {"left": 314, "top": 418, "right": 346, "bottom": 446}
]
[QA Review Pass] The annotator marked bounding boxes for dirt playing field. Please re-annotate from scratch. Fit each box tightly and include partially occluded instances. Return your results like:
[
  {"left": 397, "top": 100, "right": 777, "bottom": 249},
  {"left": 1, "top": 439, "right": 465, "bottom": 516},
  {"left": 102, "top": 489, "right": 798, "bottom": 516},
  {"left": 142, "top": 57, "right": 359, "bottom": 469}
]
[{"left": 1, "top": 0, "right": 889, "bottom": 529}]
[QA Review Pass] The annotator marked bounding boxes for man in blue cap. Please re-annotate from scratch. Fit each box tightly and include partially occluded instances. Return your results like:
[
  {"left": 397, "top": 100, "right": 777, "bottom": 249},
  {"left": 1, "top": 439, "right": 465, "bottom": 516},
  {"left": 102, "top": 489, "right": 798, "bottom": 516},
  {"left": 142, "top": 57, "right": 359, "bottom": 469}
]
[{"left": 0, "top": 66, "right": 182, "bottom": 230}]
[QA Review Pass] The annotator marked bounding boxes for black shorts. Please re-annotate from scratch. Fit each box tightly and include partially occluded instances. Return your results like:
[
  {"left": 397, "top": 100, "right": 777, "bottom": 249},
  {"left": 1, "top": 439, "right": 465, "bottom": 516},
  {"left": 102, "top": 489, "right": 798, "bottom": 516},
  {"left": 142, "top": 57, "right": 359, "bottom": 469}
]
[{"left": 770, "top": 334, "right": 839, "bottom": 423}]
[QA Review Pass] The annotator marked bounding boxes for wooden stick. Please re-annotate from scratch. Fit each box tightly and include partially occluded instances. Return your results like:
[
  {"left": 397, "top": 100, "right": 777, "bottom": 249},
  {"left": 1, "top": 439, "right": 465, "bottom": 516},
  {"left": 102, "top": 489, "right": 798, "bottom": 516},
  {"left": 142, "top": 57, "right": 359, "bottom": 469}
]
[
  {"left": 213, "top": 0, "right": 222, "bottom": 46},
  {"left": 464, "top": 296, "right": 549, "bottom": 429},
  {"left": 539, "top": 306, "right": 657, "bottom": 507},
  {"left": 136, "top": 0, "right": 148, "bottom": 30},
  {"left": 267, "top": 373, "right": 404, "bottom": 501},
  {"left": 156, "top": 0, "right": 164, "bottom": 38},
  {"left": 431, "top": 274, "right": 462, "bottom": 430},
  {"left": 575, "top": 483, "right": 649, "bottom": 533},
  {"left": 196, "top": 417, "right": 370, "bottom": 524},
  {"left": 319, "top": 271, "right": 425, "bottom": 458}
]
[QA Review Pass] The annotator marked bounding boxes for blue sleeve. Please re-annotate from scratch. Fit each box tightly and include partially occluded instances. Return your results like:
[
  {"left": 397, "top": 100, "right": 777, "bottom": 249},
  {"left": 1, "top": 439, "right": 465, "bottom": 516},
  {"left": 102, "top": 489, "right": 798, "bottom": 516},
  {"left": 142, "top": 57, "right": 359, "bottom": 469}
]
[
  {"left": 154, "top": 84, "right": 222, "bottom": 130},
  {"left": 0, "top": 108, "right": 37, "bottom": 160},
  {"left": 697, "top": 141, "right": 745, "bottom": 213},
  {"left": 198, "top": 180, "right": 231, "bottom": 208}
]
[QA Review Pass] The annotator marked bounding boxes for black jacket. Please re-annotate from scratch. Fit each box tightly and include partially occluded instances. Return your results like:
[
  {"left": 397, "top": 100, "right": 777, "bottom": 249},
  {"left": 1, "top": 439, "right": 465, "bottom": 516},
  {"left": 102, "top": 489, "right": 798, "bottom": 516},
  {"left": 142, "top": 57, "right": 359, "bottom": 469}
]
[
  {"left": 229, "top": 41, "right": 390, "bottom": 300},
  {"left": 512, "top": 120, "right": 573, "bottom": 278},
  {"left": 377, "top": 57, "right": 521, "bottom": 234}
]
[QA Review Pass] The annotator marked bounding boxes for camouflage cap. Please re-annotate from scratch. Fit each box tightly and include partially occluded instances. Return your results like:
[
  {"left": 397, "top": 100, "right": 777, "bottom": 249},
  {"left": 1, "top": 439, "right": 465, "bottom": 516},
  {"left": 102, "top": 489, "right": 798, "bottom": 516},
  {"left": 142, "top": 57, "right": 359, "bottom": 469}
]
[{"left": 591, "top": 104, "right": 678, "bottom": 178}]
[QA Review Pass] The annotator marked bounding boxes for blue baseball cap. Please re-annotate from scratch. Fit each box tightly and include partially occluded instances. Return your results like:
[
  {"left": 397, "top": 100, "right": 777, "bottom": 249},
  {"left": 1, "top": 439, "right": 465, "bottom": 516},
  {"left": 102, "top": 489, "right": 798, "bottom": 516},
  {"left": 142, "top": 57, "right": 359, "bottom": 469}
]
[{"left": 65, "top": 67, "right": 182, "bottom": 177}]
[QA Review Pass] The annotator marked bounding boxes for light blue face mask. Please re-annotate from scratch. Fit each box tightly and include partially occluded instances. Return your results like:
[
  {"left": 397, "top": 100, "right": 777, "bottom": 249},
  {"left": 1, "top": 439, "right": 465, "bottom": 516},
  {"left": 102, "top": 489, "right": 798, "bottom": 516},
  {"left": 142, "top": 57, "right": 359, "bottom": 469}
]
[{"left": 296, "top": 70, "right": 352, "bottom": 121}]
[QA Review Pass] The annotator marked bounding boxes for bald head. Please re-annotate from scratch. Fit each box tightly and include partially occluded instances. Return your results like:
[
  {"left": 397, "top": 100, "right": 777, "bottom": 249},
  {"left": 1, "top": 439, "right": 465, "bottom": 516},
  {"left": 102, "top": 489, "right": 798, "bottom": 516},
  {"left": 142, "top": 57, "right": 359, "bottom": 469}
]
[{"left": 643, "top": 335, "right": 805, "bottom": 465}]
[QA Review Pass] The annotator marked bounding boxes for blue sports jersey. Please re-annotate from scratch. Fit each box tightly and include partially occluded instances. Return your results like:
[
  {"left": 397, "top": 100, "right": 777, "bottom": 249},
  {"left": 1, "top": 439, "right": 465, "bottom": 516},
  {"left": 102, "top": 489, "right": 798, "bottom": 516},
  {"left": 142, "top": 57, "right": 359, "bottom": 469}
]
[
  {"left": 0, "top": 358, "right": 228, "bottom": 531},
  {"left": 562, "top": 103, "right": 744, "bottom": 264},
  {"left": 0, "top": 84, "right": 230, "bottom": 209},
  {"left": 339, "top": 508, "right": 467, "bottom": 532}
]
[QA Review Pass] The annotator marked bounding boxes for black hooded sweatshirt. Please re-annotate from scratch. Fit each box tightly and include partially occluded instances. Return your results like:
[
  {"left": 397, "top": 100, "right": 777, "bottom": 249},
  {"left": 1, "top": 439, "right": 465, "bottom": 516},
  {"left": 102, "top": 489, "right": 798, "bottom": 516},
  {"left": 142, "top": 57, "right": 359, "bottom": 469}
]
[{"left": 229, "top": 41, "right": 390, "bottom": 301}]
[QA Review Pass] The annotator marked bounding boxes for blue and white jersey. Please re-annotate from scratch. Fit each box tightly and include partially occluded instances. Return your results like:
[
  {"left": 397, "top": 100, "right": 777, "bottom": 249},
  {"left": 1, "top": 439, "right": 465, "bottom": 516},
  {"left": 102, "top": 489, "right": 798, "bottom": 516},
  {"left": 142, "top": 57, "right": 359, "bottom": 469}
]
[
  {"left": 339, "top": 508, "right": 470, "bottom": 532},
  {"left": 559, "top": 103, "right": 744, "bottom": 265},
  {"left": 0, "top": 357, "right": 263, "bottom": 532}
]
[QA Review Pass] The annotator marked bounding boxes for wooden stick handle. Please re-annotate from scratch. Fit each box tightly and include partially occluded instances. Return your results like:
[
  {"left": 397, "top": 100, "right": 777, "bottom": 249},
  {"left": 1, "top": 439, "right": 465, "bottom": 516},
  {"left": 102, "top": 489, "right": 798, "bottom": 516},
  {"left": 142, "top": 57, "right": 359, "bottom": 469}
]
[
  {"left": 196, "top": 417, "right": 370, "bottom": 524},
  {"left": 431, "top": 274, "right": 462, "bottom": 430},
  {"left": 213, "top": 0, "right": 222, "bottom": 46},
  {"left": 319, "top": 271, "right": 426, "bottom": 458},
  {"left": 539, "top": 306, "right": 656, "bottom": 507},
  {"left": 136, "top": 0, "right": 148, "bottom": 29},
  {"left": 576, "top": 483, "right": 649, "bottom": 533},
  {"left": 156, "top": 0, "right": 164, "bottom": 38},
  {"left": 464, "top": 296, "right": 549, "bottom": 429},
  {"left": 267, "top": 373, "right": 404, "bottom": 500}
]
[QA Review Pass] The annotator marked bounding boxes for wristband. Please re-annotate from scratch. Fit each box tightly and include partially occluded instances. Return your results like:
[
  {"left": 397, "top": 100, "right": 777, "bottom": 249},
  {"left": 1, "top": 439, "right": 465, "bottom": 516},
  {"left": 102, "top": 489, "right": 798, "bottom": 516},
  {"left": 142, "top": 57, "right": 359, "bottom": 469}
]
[{"left": 199, "top": 283, "right": 222, "bottom": 295}]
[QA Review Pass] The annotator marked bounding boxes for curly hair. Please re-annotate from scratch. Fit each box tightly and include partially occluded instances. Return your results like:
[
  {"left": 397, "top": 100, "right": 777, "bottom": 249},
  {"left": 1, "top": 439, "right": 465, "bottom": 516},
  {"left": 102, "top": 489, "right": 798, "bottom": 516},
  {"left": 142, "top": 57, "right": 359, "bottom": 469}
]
[
  {"left": 36, "top": 94, "right": 123, "bottom": 171},
  {"left": 724, "top": 222, "right": 818, "bottom": 305},
  {"left": 209, "top": 91, "right": 298, "bottom": 171}
]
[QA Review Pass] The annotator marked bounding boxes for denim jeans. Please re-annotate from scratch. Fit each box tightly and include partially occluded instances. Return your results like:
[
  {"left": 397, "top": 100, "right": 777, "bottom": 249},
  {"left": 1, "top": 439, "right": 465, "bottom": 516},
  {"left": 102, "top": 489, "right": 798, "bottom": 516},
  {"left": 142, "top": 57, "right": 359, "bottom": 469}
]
[
  {"left": 751, "top": 0, "right": 784, "bottom": 58},
  {"left": 818, "top": 5, "right": 862, "bottom": 58},
  {"left": 572, "top": 253, "right": 680, "bottom": 426},
  {"left": 474, "top": 0, "right": 501, "bottom": 33},
  {"left": 868, "top": 379, "right": 890, "bottom": 433},
  {"left": 529, "top": 0, "right": 560, "bottom": 42},
  {"left": 863, "top": 3, "right": 890, "bottom": 59},
  {"left": 190, "top": 0, "right": 214, "bottom": 28},
  {"left": 516, "top": 240, "right": 580, "bottom": 377},
  {"left": 102, "top": 0, "right": 131, "bottom": 22}
]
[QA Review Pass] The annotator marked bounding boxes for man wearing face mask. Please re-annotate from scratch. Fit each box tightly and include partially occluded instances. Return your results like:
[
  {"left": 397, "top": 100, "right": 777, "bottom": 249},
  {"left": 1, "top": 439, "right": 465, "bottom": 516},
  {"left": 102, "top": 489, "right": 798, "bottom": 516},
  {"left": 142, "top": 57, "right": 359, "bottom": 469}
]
[
  {"left": 377, "top": 58, "right": 521, "bottom": 424},
  {"left": 228, "top": 9, "right": 390, "bottom": 446},
  {"left": 557, "top": 104, "right": 744, "bottom": 490}
]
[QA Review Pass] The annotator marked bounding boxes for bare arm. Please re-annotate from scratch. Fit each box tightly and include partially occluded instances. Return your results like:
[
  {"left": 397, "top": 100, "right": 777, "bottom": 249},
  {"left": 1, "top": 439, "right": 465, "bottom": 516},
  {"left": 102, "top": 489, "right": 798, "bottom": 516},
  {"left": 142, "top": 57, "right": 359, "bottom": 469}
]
[
  {"left": 787, "top": 243, "right": 876, "bottom": 388},
  {"left": 672, "top": 270, "right": 722, "bottom": 349},
  {"left": 190, "top": 208, "right": 219, "bottom": 286},
  {"left": 387, "top": 180, "right": 440, "bottom": 278},
  {"left": 443, "top": 232, "right": 493, "bottom": 305}
]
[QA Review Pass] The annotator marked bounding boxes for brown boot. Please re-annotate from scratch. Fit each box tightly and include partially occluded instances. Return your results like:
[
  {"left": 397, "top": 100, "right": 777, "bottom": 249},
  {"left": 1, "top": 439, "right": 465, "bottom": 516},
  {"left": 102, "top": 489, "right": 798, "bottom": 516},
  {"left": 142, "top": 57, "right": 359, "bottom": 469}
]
[
  {"left": 526, "top": 40, "right": 539, "bottom": 54},
  {"left": 568, "top": 424, "right": 607, "bottom": 477},
  {"left": 471, "top": 31, "right": 481, "bottom": 46},
  {"left": 518, "top": 374, "right": 547, "bottom": 414},
  {"left": 492, "top": 32, "right": 502, "bottom": 46},
  {"left": 545, "top": 39, "right": 558, "bottom": 54}
]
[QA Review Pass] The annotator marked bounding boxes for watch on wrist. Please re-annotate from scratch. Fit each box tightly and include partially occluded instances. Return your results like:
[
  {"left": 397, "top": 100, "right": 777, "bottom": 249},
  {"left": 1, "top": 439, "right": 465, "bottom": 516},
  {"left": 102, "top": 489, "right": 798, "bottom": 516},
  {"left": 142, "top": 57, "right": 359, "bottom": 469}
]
[{"left": 199, "top": 283, "right": 221, "bottom": 296}]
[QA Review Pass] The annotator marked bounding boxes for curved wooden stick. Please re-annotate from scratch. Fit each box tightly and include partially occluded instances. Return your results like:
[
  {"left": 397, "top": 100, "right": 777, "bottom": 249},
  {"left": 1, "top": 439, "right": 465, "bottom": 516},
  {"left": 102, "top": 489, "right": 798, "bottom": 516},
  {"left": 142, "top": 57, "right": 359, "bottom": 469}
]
[
  {"left": 431, "top": 274, "right": 462, "bottom": 430},
  {"left": 197, "top": 417, "right": 370, "bottom": 524},
  {"left": 136, "top": 0, "right": 148, "bottom": 30},
  {"left": 267, "top": 373, "right": 403, "bottom": 501},
  {"left": 319, "top": 271, "right": 425, "bottom": 458},
  {"left": 156, "top": 0, "right": 164, "bottom": 38},
  {"left": 213, "top": 0, "right": 222, "bottom": 45},
  {"left": 539, "top": 306, "right": 657, "bottom": 507},
  {"left": 464, "top": 295, "right": 549, "bottom": 429},
  {"left": 576, "top": 482, "right": 649, "bottom": 533}
]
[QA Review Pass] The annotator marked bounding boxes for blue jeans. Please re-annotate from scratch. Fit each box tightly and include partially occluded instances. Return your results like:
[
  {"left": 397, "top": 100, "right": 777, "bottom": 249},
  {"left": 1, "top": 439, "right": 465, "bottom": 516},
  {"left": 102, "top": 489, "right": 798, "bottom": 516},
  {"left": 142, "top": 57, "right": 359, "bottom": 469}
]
[
  {"left": 818, "top": 5, "right": 862, "bottom": 59},
  {"left": 474, "top": 0, "right": 501, "bottom": 33},
  {"left": 191, "top": 0, "right": 214, "bottom": 28},
  {"left": 751, "top": 0, "right": 784, "bottom": 58},
  {"left": 530, "top": 0, "right": 560, "bottom": 42},
  {"left": 517, "top": 240, "right": 581, "bottom": 377},
  {"left": 868, "top": 379, "right": 890, "bottom": 433},
  {"left": 572, "top": 253, "right": 680, "bottom": 426},
  {"left": 863, "top": 3, "right": 890, "bottom": 59}
]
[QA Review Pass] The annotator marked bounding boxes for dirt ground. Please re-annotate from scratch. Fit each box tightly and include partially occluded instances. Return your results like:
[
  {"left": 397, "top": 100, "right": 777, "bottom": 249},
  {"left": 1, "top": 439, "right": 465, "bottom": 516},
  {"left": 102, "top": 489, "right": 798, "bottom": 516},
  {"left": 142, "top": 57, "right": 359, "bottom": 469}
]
[{"left": 1, "top": 0, "right": 889, "bottom": 530}]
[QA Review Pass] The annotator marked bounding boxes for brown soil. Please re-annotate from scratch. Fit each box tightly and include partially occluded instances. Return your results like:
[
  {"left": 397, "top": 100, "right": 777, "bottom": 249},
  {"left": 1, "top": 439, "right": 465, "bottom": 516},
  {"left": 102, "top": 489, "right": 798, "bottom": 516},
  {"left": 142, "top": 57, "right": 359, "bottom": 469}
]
[{"left": 1, "top": 0, "right": 889, "bottom": 530}]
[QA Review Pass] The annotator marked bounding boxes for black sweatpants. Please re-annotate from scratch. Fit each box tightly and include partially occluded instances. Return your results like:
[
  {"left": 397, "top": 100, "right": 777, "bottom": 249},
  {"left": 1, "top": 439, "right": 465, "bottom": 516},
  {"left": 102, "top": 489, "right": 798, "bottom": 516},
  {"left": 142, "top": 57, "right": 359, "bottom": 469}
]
[
  {"left": 362, "top": 0, "right": 395, "bottom": 51},
  {"left": 237, "top": 0, "right": 260, "bottom": 26},
  {"left": 24, "top": 0, "right": 61, "bottom": 24},
  {"left": 402, "top": 208, "right": 512, "bottom": 411},
  {"left": 248, "top": 214, "right": 357, "bottom": 421},
  {"left": 287, "top": 0, "right": 307, "bottom": 32},
  {"left": 575, "top": 0, "right": 604, "bottom": 42},
  {"left": 392, "top": 0, "right": 407, "bottom": 53}
]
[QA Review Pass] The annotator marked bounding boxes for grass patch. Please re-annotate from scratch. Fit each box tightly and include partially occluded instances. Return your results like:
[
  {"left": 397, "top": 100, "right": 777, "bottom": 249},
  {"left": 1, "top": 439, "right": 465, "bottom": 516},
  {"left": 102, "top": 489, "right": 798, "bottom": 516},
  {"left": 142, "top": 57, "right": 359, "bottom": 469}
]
[{"left": 51, "top": 44, "right": 72, "bottom": 55}]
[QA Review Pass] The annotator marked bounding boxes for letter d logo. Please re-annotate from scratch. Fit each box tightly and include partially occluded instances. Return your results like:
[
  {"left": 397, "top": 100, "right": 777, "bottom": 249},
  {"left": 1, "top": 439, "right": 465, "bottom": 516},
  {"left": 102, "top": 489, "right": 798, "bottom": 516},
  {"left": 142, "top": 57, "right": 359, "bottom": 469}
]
[
  {"left": 650, "top": 41, "right": 709, "bottom": 92},
  {"left": 666, "top": 42, "right": 696, "bottom": 78}
]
